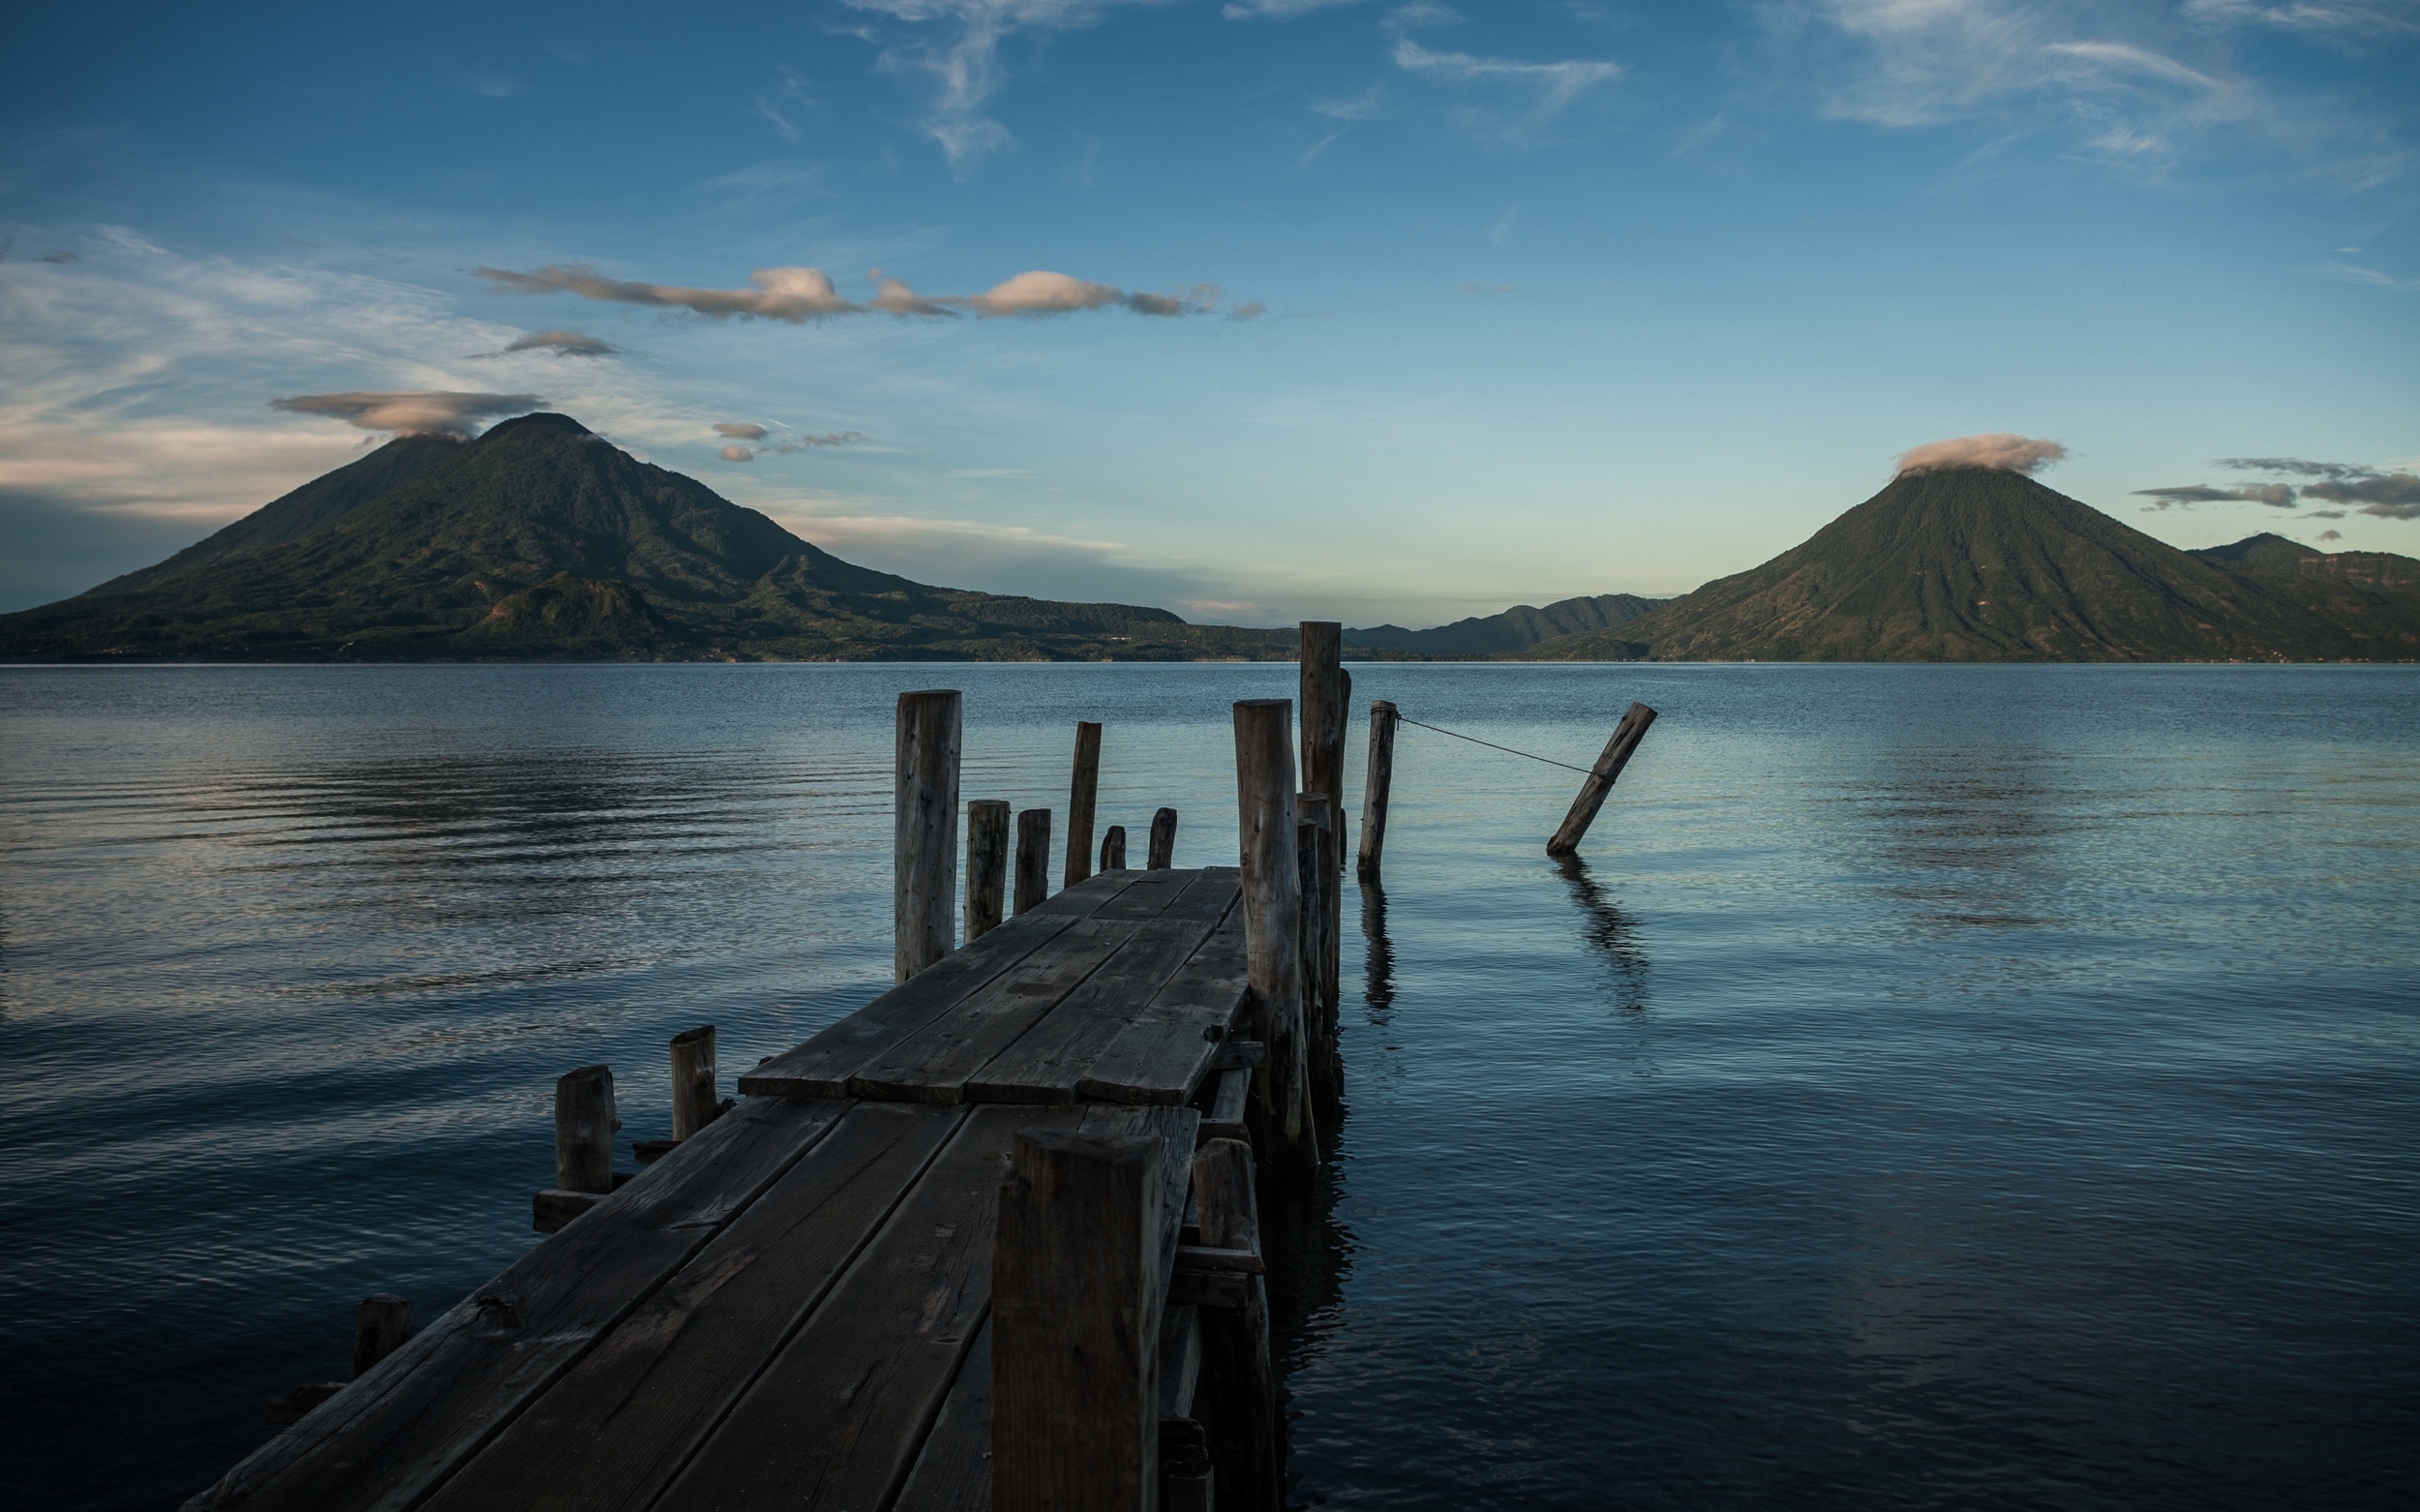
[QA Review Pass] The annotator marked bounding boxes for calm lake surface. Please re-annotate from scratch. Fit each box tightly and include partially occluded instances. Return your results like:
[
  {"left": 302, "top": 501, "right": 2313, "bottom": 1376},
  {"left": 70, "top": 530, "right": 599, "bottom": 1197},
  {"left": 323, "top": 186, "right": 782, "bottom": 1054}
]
[{"left": 2, "top": 662, "right": 2415, "bottom": 1511}]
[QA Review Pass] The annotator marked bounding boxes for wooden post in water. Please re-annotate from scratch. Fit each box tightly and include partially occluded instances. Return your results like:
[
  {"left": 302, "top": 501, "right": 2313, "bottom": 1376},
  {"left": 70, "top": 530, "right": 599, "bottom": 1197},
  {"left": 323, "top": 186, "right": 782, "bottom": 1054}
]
[
  {"left": 1147, "top": 806, "right": 1178, "bottom": 868},
  {"left": 1296, "top": 794, "right": 1340, "bottom": 1108},
  {"left": 351, "top": 1296, "right": 413, "bottom": 1378},
  {"left": 1014, "top": 808, "right": 1052, "bottom": 916},
  {"left": 1232, "top": 699, "right": 1317, "bottom": 1171},
  {"left": 1191, "top": 1137, "right": 1282, "bottom": 1512},
  {"left": 895, "top": 689, "right": 963, "bottom": 981},
  {"left": 669, "top": 1025, "right": 718, "bottom": 1140},
  {"left": 1299, "top": 623, "right": 1346, "bottom": 862},
  {"left": 1099, "top": 825, "right": 1127, "bottom": 870},
  {"left": 1546, "top": 702, "right": 1658, "bottom": 858},
  {"left": 965, "top": 799, "right": 1011, "bottom": 941},
  {"left": 990, "top": 1128, "right": 1164, "bottom": 1512},
  {"left": 553, "top": 1064, "right": 616, "bottom": 1194},
  {"left": 1357, "top": 699, "right": 1398, "bottom": 881},
  {"left": 1064, "top": 720, "right": 1104, "bottom": 890}
]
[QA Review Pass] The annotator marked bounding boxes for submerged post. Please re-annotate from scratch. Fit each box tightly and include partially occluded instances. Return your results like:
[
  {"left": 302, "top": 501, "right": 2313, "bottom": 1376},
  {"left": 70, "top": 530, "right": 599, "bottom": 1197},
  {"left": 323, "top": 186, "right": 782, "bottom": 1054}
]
[
  {"left": 1232, "top": 699, "right": 1317, "bottom": 1172},
  {"left": 1014, "top": 808, "right": 1053, "bottom": 916},
  {"left": 1064, "top": 720, "right": 1104, "bottom": 890},
  {"left": 553, "top": 1064, "right": 616, "bottom": 1194},
  {"left": 1357, "top": 699, "right": 1398, "bottom": 881},
  {"left": 1147, "top": 806, "right": 1178, "bottom": 869},
  {"left": 1099, "top": 824, "right": 1127, "bottom": 871},
  {"left": 895, "top": 689, "right": 963, "bottom": 981},
  {"left": 1546, "top": 702, "right": 1659, "bottom": 857},
  {"left": 352, "top": 1296, "right": 414, "bottom": 1378},
  {"left": 669, "top": 1025, "right": 720, "bottom": 1140},
  {"left": 965, "top": 799, "right": 1011, "bottom": 942},
  {"left": 991, "top": 1128, "right": 1164, "bottom": 1512}
]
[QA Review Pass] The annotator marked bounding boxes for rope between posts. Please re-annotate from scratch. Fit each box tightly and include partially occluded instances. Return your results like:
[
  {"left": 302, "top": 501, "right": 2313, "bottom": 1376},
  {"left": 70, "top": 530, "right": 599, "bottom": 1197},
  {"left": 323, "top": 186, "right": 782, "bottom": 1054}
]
[{"left": 1393, "top": 714, "right": 1596, "bottom": 776}]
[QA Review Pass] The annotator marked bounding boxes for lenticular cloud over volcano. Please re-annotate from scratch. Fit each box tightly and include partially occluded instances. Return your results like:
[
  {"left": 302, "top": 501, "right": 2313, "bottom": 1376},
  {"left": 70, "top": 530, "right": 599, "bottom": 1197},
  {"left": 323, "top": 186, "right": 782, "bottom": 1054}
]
[
  {"left": 1894, "top": 433, "right": 2069, "bottom": 477},
  {"left": 269, "top": 390, "right": 545, "bottom": 438}
]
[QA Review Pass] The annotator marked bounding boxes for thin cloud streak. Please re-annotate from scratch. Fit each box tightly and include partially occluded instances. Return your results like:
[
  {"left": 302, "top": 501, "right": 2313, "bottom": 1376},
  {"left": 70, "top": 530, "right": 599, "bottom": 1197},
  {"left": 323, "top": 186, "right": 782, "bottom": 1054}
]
[{"left": 476, "top": 262, "right": 1260, "bottom": 323}]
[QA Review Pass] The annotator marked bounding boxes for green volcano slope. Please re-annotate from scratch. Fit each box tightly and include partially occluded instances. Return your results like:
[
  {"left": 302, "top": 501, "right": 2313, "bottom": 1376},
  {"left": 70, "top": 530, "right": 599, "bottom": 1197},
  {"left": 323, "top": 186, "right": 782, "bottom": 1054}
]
[
  {"left": 1521, "top": 468, "right": 2420, "bottom": 662},
  {"left": 1346, "top": 591, "right": 1667, "bottom": 654},
  {"left": 0, "top": 413, "right": 1293, "bottom": 662}
]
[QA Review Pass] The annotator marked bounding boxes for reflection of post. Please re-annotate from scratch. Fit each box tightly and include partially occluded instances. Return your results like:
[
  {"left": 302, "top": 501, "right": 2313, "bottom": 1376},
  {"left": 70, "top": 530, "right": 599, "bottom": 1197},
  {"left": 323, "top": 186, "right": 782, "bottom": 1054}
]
[
  {"left": 1358, "top": 880, "right": 1396, "bottom": 1027},
  {"left": 1554, "top": 854, "right": 1652, "bottom": 1013},
  {"left": 895, "top": 689, "right": 963, "bottom": 980},
  {"left": 1064, "top": 721, "right": 1103, "bottom": 890},
  {"left": 1357, "top": 700, "right": 1398, "bottom": 881},
  {"left": 1546, "top": 702, "right": 1658, "bottom": 858},
  {"left": 1232, "top": 698, "right": 1317, "bottom": 1172}
]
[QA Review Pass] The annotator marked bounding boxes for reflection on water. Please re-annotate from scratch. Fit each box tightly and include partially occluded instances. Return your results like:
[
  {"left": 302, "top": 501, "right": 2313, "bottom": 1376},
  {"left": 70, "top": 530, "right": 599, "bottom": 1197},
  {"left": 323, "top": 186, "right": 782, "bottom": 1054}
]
[{"left": 1553, "top": 856, "right": 1649, "bottom": 1015}]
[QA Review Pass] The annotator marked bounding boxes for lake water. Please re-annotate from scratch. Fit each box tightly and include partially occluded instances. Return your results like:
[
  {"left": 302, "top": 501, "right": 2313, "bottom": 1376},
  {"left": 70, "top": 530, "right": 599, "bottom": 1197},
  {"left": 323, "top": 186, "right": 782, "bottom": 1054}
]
[{"left": 1, "top": 663, "right": 2414, "bottom": 1511}]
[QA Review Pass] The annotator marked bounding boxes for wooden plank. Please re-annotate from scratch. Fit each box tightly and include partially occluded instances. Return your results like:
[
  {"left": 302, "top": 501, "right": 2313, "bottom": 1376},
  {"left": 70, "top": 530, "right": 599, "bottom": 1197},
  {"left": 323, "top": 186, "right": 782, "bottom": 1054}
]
[
  {"left": 737, "top": 871, "right": 1147, "bottom": 1099},
  {"left": 1157, "top": 1305, "right": 1201, "bottom": 1420},
  {"left": 649, "top": 1104, "right": 1065, "bottom": 1512},
  {"left": 182, "top": 1095, "right": 856, "bottom": 1512},
  {"left": 849, "top": 915, "right": 1152, "bottom": 1104},
  {"left": 1088, "top": 865, "right": 1199, "bottom": 920},
  {"left": 892, "top": 1322, "right": 994, "bottom": 1512},
  {"left": 963, "top": 872, "right": 1236, "bottom": 1106},
  {"left": 1198, "top": 1068, "right": 1252, "bottom": 1146},
  {"left": 415, "top": 1103, "right": 967, "bottom": 1512},
  {"left": 1074, "top": 899, "right": 1254, "bottom": 1107}
]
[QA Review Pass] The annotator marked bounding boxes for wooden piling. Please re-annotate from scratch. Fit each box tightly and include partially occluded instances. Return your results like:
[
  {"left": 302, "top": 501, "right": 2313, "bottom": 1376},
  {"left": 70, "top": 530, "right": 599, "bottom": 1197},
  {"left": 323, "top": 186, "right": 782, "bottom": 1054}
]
[
  {"left": 1299, "top": 623, "right": 1346, "bottom": 856},
  {"left": 1357, "top": 699, "right": 1398, "bottom": 881},
  {"left": 965, "top": 799, "right": 1011, "bottom": 942},
  {"left": 1014, "top": 808, "right": 1052, "bottom": 916},
  {"left": 991, "top": 1127, "right": 1165, "bottom": 1512},
  {"left": 1297, "top": 795, "right": 1341, "bottom": 1107},
  {"left": 669, "top": 1025, "right": 719, "bottom": 1141},
  {"left": 553, "top": 1064, "right": 616, "bottom": 1194},
  {"left": 1546, "top": 701, "right": 1659, "bottom": 858},
  {"left": 1231, "top": 699, "right": 1317, "bottom": 1172},
  {"left": 1100, "top": 824, "right": 1128, "bottom": 871},
  {"left": 1190, "top": 1137, "right": 1282, "bottom": 1512},
  {"left": 895, "top": 689, "right": 964, "bottom": 982},
  {"left": 1148, "top": 806, "right": 1178, "bottom": 869},
  {"left": 1064, "top": 720, "right": 1104, "bottom": 891},
  {"left": 352, "top": 1295, "right": 414, "bottom": 1378}
]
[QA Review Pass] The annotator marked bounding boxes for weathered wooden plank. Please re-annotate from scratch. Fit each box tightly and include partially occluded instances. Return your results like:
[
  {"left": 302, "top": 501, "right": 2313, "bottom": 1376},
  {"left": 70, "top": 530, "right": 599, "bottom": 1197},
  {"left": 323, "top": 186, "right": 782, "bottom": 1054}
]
[
  {"left": 1074, "top": 900, "right": 1253, "bottom": 1107},
  {"left": 964, "top": 872, "right": 1236, "bottom": 1106},
  {"left": 892, "top": 1322, "right": 994, "bottom": 1512},
  {"left": 737, "top": 871, "right": 1147, "bottom": 1100},
  {"left": 649, "top": 1104, "right": 1061, "bottom": 1512},
  {"left": 417, "top": 1102, "right": 965, "bottom": 1512},
  {"left": 850, "top": 916, "right": 1152, "bottom": 1104},
  {"left": 1088, "top": 864, "right": 1198, "bottom": 920},
  {"left": 1198, "top": 1067, "right": 1252, "bottom": 1146},
  {"left": 182, "top": 1095, "right": 856, "bottom": 1512}
]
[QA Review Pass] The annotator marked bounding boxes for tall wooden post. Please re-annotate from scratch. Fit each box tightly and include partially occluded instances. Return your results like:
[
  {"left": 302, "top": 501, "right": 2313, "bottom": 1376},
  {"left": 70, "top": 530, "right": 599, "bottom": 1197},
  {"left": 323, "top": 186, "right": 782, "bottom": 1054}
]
[
  {"left": 965, "top": 799, "right": 1011, "bottom": 941},
  {"left": 895, "top": 689, "right": 963, "bottom": 981},
  {"left": 1357, "top": 699, "right": 1398, "bottom": 881},
  {"left": 352, "top": 1296, "right": 414, "bottom": 1378},
  {"left": 553, "top": 1064, "right": 616, "bottom": 1194},
  {"left": 1191, "top": 1138, "right": 1281, "bottom": 1512},
  {"left": 1546, "top": 702, "right": 1658, "bottom": 858},
  {"left": 669, "top": 1025, "right": 719, "bottom": 1140},
  {"left": 991, "top": 1128, "right": 1164, "bottom": 1512},
  {"left": 1298, "top": 623, "right": 1346, "bottom": 842},
  {"left": 1014, "top": 808, "right": 1053, "bottom": 916},
  {"left": 1099, "top": 825, "right": 1127, "bottom": 870},
  {"left": 1064, "top": 720, "right": 1104, "bottom": 890},
  {"left": 1147, "top": 807, "right": 1178, "bottom": 869},
  {"left": 1232, "top": 699, "right": 1317, "bottom": 1171}
]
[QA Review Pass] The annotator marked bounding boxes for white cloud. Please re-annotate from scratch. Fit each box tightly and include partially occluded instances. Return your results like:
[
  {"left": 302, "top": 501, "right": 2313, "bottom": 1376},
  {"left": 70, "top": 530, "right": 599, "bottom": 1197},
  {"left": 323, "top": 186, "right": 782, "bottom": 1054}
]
[
  {"left": 721, "top": 444, "right": 756, "bottom": 462},
  {"left": 715, "top": 422, "right": 771, "bottom": 439},
  {"left": 1391, "top": 37, "right": 1623, "bottom": 128},
  {"left": 476, "top": 262, "right": 1254, "bottom": 323},
  {"left": 2314, "top": 260, "right": 2420, "bottom": 290},
  {"left": 1225, "top": 0, "right": 1364, "bottom": 16},
  {"left": 270, "top": 390, "right": 546, "bottom": 437},
  {"left": 1894, "top": 431, "right": 2068, "bottom": 475}
]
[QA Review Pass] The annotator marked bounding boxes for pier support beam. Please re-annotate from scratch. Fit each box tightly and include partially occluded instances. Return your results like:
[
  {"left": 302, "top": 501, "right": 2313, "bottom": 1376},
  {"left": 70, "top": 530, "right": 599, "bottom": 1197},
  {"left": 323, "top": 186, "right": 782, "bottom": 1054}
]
[
  {"left": 352, "top": 1295, "right": 414, "bottom": 1378},
  {"left": 669, "top": 1025, "right": 720, "bottom": 1141},
  {"left": 1299, "top": 622, "right": 1347, "bottom": 868},
  {"left": 991, "top": 1128, "right": 1165, "bottom": 1512},
  {"left": 1065, "top": 720, "right": 1104, "bottom": 890},
  {"left": 1297, "top": 794, "right": 1340, "bottom": 1108},
  {"left": 1014, "top": 808, "right": 1052, "bottom": 916},
  {"left": 1100, "top": 824, "right": 1128, "bottom": 871},
  {"left": 1191, "top": 1137, "right": 1282, "bottom": 1512},
  {"left": 1546, "top": 701, "right": 1658, "bottom": 858},
  {"left": 1232, "top": 699, "right": 1317, "bottom": 1172},
  {"left": 895, "top": 689, "right": 963, "bottom": 981},
  {"left": 965, "top": 799, "right": 1011, "bottom": 942},
  {"left": 1148, "top": 806, "right": 1178, "bottom": 869},
  {"left": 553, "top": 1064, "right": 616, "bottom": 1194},
  {"left": 1357, "top": 699, "right": 1398, "bottom": 881}
]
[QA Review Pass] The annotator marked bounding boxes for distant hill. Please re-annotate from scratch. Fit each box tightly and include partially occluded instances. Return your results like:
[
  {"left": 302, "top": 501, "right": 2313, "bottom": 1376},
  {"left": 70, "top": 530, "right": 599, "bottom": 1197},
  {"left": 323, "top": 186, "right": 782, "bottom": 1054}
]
[
  {"left": 0, "top": 414, "right": 1296, "bottom": 662},
  {"left": 1346, "top": 592, "right": 1666, "bottom": 655},
  {"left": 2191, "top": 532, "right": 2420, "bottom": 592},
  {"left": 1519, "top": 469, "right": 2420, "bottom": 662}
]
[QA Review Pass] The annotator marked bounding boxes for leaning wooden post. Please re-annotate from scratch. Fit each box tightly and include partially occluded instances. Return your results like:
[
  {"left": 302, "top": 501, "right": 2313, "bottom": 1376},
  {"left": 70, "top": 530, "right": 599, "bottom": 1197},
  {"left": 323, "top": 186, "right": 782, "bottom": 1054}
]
[
  {"left": 669, "top": 1025, "right": 718, "bottom": 1140},
  {"left": 1064, "top": 720, "right": 1104, "bottom": 890},
  {"left": 895, "top": 689, "right": 963, "bottom": 981},
  {"left": 991, "top": 1128, "right": 1164, "bottom": 1512},
  {"left": 351, "top": 1296, "right": 414, "bottom": 1378},
  {"left": 1191, "top": 1138, "right": 1282, "bottom": 1512},
  {"left": 1232, "top": 699, "right": 1317, "bottom": 1171},
  {"left": 1099, "top": 824, "right": 1127, "bottom": 870},
  {"left": 1147, "top": 806, "right": 1178, "bottom": 868},
  {"left": 1014, "top": 808, "right": 1052, "bottom": 915},
  {"left": 1357, "top": 699, "right": 1398, "bottom": 881},
  {"left": 553, "top": 1064, "right": 616, "bottom": 1194},
  {"left": 965, "top": 799, "right": 1011, "bottom": 941},
  {"left": 1546, "top": 702, "right": 1659, "bottom": 858}
]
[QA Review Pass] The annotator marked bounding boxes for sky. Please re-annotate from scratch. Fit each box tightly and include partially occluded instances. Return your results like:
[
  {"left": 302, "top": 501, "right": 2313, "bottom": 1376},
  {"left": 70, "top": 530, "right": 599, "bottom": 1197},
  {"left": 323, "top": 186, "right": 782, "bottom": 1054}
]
[{"left": 3, "top": 0, "right": 2416, "bottom": 625}]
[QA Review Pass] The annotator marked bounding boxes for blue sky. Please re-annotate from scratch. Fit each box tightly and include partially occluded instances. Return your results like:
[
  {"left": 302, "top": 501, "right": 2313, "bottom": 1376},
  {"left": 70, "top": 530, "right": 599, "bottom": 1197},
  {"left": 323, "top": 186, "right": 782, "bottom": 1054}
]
[{"left": 3, "top": 0, "right": 2415, "bottom": 623}]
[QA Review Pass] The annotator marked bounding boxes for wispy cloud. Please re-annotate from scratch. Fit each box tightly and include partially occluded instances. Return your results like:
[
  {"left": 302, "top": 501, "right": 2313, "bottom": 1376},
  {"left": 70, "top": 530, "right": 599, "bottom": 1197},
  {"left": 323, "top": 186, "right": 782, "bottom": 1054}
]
[
  {"left": 713, "top": 421, "right": 869, "bottom": 461},
  {"left": 2180, "top": 0, "right": 2420, "bottom": 45},
  {"left": 1895, "top": 432, "right": 2067, "bottom": 475},
  {"left": 478, "top": 261, "right": 1258, "bottom": 323},
  {"left": 1459, "top": 281, "right": 1518, "bottom": 295},
  {"left": 490, "top": 329, "right": 620, "bottom": 358},
  {"left": 269, "top": 390, "right": 546, "bottom": 437},
  {"left": 2313, "top": 260, "right": 2420, "bottom": 290},
  {"left": 2212, "top": 455, "right": 2420, "bottom": 519},
  {"left": 1225, "top": 0, "right": 1364, "bottom": 16},
  {"left": 1389, "top": 32, "right": 1623, "bottom": 134},
  {"left": 2132, "top": 481, "right": 2297, "bottom": 507}
]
